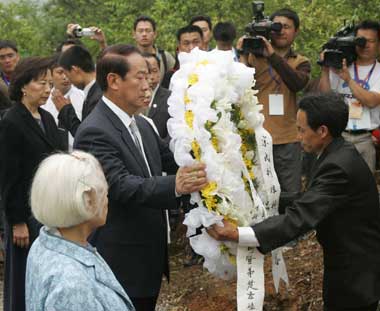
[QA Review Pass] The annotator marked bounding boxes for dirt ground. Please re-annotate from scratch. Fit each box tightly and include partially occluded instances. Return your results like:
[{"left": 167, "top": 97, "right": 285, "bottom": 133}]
[{"left": 157, "top": 225, "right": 323, "bottom": 311}]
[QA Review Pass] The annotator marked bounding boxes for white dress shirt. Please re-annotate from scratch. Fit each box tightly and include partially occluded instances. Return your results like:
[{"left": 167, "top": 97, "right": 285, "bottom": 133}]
[
  {"left": 83, "top": 79, "right": 96, "bottom": 99},
  {"left": 237, "top": 227, "right": 260, "bottom": 247}
]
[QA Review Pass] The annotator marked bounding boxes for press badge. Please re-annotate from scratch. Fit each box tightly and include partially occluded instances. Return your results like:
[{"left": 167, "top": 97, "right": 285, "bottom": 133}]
[
  {"left": 269, "top": 94, "right": 284, "bottom": 115},
  {"left": 349, "top": 101, "right": 363, "bottom": 119}
]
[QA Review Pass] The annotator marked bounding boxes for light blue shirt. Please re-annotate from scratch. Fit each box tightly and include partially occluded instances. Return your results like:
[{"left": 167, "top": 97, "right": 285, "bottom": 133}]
[{"left": 26, "top": 226, "right": 135, "bottom": 311}]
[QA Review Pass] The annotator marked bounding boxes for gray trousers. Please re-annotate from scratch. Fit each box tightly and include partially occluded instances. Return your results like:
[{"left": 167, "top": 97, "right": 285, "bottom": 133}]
[
  {"left": 342, "top": 132, "right": 376, "bottom": 173},
  {"left": 273, "top": 142, "right": 302, "bottom": 213}
]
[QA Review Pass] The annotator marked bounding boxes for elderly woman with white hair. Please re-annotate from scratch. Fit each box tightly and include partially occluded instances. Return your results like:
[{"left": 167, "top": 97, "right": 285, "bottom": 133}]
[{"left": 25, "top": 151, "right": 135, "bottom": 311}]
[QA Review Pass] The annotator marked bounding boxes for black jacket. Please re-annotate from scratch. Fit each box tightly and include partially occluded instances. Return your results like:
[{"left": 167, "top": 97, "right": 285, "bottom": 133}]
[
  {"left": 58, "top": 81, "right": 102, "bottom": 136},
  {"left": 253, "top": 137, "right": 380, "bottom": 308},
  {"left": 74, "top": 100, "right": 178, "bottom": 298},
  {"left": 0, "top": 102, "right": 64, "bottom": 226},
  {"left": 148, "top": 86, "right": 171, "bottom": 141}
]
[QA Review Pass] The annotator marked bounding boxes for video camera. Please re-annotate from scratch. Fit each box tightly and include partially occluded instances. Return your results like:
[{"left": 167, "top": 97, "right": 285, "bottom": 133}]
[
  {"left": 242, "top": 1, "right": 282, "bottom": 57},
  {"left": 318, "top": 22, "right": 367, "bottom": 69}
]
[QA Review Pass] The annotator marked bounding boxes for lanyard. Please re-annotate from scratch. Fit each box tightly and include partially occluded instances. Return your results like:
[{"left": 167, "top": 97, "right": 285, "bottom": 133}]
[
  {"left": 1, "top": 72, "right": 10, "bottom": 86},
  {"left": 268, "top": 65, "right": 281, "bottom": 93},
  {"left": 353, "top": 61, "right": 376, "bottom": 90}
]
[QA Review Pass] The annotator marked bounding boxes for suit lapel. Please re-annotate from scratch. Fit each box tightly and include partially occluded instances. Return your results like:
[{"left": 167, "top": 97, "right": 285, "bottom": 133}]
[
  {"left": 148, "top": 89, "right": 161, "bottom": 119},
  {"left": 100, "top": 102, "right": 150, "bottom": 177},
  {"left": 17, "top": 103, "right": 55, "bottom": 149},
  {"left": 137, "top": 117, "right": 158, "bottom": 176},
  {"left": 120, "top": 128, "right": 151, "bottom": 177}
]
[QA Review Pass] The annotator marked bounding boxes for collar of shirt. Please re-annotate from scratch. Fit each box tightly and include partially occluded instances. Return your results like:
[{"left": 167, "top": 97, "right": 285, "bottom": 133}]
[
  {"left": 1, "top": 71, "right": 10, "bottom": 85},
  {"left": 64, "top": 85, "right": 76, "bottom": 98},
  {"left": 148, "top": 85, "right": 159, "bottom": 108},
  {"left": 285, "top": 48, "right": 297, "bottom": 58},
  {"left": 83, "top": 79, "right": 96, "bottom": 98},
  {"left": 102, "top": 95, "right": 133, "bottom": 129}
]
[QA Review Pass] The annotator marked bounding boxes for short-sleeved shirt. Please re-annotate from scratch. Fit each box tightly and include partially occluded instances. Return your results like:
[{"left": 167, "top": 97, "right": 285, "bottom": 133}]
[{"left": 329, "top": 61, "right": 380, "bottom": 130}]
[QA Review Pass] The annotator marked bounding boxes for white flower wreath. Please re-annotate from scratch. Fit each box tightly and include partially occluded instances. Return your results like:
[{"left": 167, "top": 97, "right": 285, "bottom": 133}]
[{"left": 167, "top": 49, "right": 288, "bottom": 301}]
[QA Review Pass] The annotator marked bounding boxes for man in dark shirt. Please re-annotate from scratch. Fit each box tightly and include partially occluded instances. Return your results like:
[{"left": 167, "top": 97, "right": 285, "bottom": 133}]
[
  {"left": 207, "top": 92, "right": 380, "bottom": 311},
  {"left": 133, "top": 15, "right": 175, "bottom": 83},
  {"left": 161, "top": 25, "right": 204, "bottom": 90},
  {"left": 143, "top": 53, "right": 171, "bottom": 141},
  {"left": 0, "top": 40, "right": 20, "bottom": 97},
  {"left": 190, "top": 15, "right": 213, "bottom": 51}
]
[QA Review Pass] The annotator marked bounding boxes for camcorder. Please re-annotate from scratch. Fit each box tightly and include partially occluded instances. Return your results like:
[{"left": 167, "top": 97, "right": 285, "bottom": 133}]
[
  {"left": 72, "top": 26, "right": 95, "bottom": 38},
  {"left": 318, "top": 22, "right": 367, "bottom": 69},
  {"left": 242, "top": 1, "right": 282, "bottom": 57}
]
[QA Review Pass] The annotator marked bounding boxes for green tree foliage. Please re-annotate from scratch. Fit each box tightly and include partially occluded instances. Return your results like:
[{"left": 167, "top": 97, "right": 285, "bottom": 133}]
[
  {"left": 0, "top": 0, "right": 380, "bottom": 76},
  {"left": 0, "top": 1, "right": 48, "bottom": 57}
]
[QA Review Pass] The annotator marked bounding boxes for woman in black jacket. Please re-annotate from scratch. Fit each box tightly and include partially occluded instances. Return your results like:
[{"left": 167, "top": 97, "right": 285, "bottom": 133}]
[{"left": 0, "top": 57, "right": 65, "bottom": 311}]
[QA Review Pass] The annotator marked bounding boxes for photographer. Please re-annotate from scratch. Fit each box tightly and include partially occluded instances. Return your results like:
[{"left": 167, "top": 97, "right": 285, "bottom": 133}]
[
  {"left": 66, "top": 23, "right": 107, "bottom": 51},
  {"left": 239, "top": 8, "right": 311, "bottom": 204},
  {"left": 319, "top": 20, "right": 380, "bottom": 173}
]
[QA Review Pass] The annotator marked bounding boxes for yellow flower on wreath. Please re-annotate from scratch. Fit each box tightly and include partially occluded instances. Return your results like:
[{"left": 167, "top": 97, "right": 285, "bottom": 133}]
[
  {"left": 201, "top": 181, "right": 218, "bottom": 211},
  {"left": 188, "top": 73, "right": 199, "bottom": 86},
  {"left": 243, "top": 156, "right": 253, "bottom": 170},
  {"left": 211, "top": 136, "right": 219, "bottom": 152},
  {"left": 184, "top": 92, "right": 191, "bottom": 105},
  {"left": 204, "top": 196, "right": 218, "bottom": 211},
  {"left": 196, "top": 60, "right": 210, "bottom": 67},
  {"left": 185, "top": 110, "right": 194, "bottom": 129},
  {"left": 220, "top": 243, "right": 237, "bottom": 266},
  {"left": 201, "top": 181, "right": 217, "bottom": 196},
  {"left": 191, "top": 140, "right": 201, "bottom": 160}
]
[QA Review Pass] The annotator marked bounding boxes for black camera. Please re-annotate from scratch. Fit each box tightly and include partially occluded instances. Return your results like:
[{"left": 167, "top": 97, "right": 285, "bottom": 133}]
[
  {"left": 319, "top": 23, "right": 367, "bottom": 69},
  {"left": 242, "top": 1, "right": 282, "bottom": 56}
]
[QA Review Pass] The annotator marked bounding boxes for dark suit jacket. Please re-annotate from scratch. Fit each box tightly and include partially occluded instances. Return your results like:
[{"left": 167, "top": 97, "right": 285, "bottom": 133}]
[
  {"left": 253, "top": 137, "right": 380, "bottom": 308},
  {"left": 58, "top": 81, "right": 102, "bottom": 136},
  {"left": 0, "top": 102, "right": 64, "bottom": 229},
  {"left": 148, "top": 86, "right": 171, "bottom": 140},
  {"left": 74, "top": 100, "right": 178, "bottom": 298}
]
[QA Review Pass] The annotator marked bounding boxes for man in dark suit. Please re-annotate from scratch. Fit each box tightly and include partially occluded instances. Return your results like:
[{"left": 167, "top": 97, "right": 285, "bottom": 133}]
[
  {"left": 207, "top": 92, "right": 380, "bottom": 311},
  {"left": 53, "top": 45, "right": 102, "bottom": 136},
  {"left": 143, "top": 53, "right": 171, "bottom": 141},
  {"left": 74, "top": 44, "right": 207, "bottom": 311}
]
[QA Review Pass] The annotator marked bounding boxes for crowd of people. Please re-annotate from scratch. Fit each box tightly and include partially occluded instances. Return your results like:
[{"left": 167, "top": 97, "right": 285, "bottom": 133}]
[{"left": 0, "top": 8, "right": 380, "bottom": 311}]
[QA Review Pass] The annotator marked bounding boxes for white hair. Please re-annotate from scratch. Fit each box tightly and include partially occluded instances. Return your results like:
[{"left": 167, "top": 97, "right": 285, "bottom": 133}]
[{"left": 30, "top": 151, "right": 108, "bottom": 228}]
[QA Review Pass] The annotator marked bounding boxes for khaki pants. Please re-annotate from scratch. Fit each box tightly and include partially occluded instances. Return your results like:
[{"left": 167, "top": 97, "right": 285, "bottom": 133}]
[{"left": 342, "top": 132, "right": 376, "bottom": 173}]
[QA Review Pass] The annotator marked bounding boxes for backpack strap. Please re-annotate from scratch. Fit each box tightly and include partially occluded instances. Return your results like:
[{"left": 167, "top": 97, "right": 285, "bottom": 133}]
[{"left": 158, "top": 48, "right": 168, "bottom": 73}]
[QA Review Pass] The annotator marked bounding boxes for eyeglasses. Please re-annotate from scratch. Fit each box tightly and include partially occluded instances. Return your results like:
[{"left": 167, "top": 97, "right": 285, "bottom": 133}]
[{"left": 0, "top": 53, "right": 17, "bottom": 61}]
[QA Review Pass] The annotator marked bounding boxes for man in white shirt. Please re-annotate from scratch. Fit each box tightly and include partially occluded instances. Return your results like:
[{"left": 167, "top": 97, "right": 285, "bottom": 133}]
[
  {"left": 74, "top": 44, "right": 207, "bottom": 311},
  {"left": 42, "top": 60, "right": 84, "bottom": 150},
  {"left": 319, "top": 20, "right": 380, "bottom": 172},
  {"left": 54, "top": 45, "right": 103, "bottom": 136},
  {"left": 212, "top": 21, "right": 239, "bottom": 62}
]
